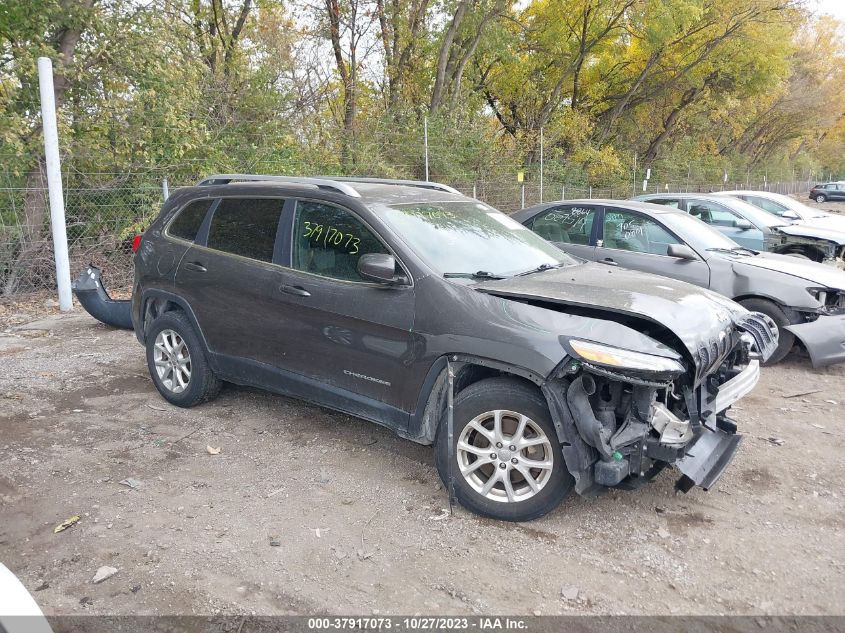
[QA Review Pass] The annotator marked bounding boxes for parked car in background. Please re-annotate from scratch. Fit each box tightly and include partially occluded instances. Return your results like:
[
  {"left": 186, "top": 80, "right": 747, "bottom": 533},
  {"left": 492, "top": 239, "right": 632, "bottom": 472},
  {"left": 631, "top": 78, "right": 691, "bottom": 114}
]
[
  {"left": 808, "top": 182, "right": 845, "bottom": 203},
  {"left": 636, "top": 192, "right": 845, "bottom": 266},
  {"left": 127, "top": 174, "right": 777, "bottom": 521},
  {"left": 719, "top": 190, "right": 833, "bottom": 222},
  {"left": 514, "top": 199, "right": 845, "bottom": 366}
]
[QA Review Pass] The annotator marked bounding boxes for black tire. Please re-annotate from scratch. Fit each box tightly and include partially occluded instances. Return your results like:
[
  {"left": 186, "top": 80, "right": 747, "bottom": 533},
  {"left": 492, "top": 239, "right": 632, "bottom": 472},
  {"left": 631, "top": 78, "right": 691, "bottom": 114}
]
[
  {"left": 145, "top": 310, "right": 221, "bottom": 407},
  {"left": 435, "top": 377, "right": 573, "bottom": 522},
  {"left": 785, "top": 252, "right": 811, "bottom": 260},
  {"left": 815, "top": 194, "right": 827, "bottom": 203},
  {"left": 739, "top": 298, "right": 796, "bottom": 365}
]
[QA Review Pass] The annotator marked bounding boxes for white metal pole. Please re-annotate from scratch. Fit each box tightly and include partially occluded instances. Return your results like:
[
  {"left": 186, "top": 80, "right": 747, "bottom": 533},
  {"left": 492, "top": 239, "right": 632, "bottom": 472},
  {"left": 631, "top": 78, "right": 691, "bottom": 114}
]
[
  {"left": 561, "top": 186, "right": 565, "bottom": 201},
  {"left": 521, "top": 184, "right": 525, "bottom": 209},
  {"left": 424, "top": 117, "right": 429, "bottom": 182},
  {"left": 162, "top": 178, "right": 170, "bottom": 200},
  {"left": 38, "top": 57, "right": 72, "bottom": 312},
  {"left": 539, "top": 127, "right": 544, "bottom": 203},
  {"left": 472, "top": 184, "right": 476, "bottom": 199}
]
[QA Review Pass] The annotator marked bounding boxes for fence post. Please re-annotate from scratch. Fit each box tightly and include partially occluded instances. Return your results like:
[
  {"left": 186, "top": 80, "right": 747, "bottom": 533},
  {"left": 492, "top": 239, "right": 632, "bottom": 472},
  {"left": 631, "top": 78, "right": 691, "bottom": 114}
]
[
  {"left": 561, "top": 186, "right": 565, "bottom": 201},
  {"left": 521, "top": 184, "right": 525, "bottom": 209},
  {"left": 472, "top": 184, "right": 476, "bottom": 199},
  {"left": 38, "top": 57, "right": 72, "bottom": 312},
  {"left": 424, "top": 117, "right": 429, "bottom": 182},
  {"left": 162, "top": 178, "right": 170, "bottom": 201},
  {"left": 539, "top": 127, "right": 544, "bottom": 203}
]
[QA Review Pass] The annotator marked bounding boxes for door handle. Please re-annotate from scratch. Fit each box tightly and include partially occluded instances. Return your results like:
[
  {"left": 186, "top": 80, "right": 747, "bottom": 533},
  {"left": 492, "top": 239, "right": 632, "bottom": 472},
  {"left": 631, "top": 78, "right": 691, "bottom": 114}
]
[
  {"left": 280, "top": 284, "right": 311, "bottom": 297},
  {"left": 184, "top": 261, "right": 207, "bottom": 273},
  {"left": 602, "top": 258, "right": 617, "bottom": 266}
]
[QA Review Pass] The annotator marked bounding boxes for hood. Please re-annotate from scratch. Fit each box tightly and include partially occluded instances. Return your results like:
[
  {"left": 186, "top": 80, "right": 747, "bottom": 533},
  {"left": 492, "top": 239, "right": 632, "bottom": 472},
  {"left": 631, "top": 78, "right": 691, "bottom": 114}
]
[
  {"left": 776, "top": 219, "right": 845, "bottom": 246},
  {"left": 724, "top": 251, "right": 845, "bottom": 290},
  {"left": 475, "top": 262, "right": 746, "bottom": 362}
]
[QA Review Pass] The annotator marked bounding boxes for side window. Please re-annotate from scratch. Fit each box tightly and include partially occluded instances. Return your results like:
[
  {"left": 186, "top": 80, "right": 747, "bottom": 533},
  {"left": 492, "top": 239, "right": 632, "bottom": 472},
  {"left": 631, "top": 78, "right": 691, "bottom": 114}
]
[
  {"left": 603, "top": 209, "right": 680, "bottom": 255},
  {"left": 646, "top": 198, "right": 681, "bottom": 209},
  {"left": 531, "top": 206, "right": 595, "bottom": 245},
  {"left": 292, "top": 201, "right": 389, "bottom": 282},
  {"left": 687, "top": 201, "right": 744, "bottom": 227},
  {"left": 206, "top": 198, "right": 285, "bottom": 263},
  {"left": 747, "top": 196, "right": 787, "bottom": 216},
  {"left": 168, "top": 199, "right": 214, "bottom": 241}
]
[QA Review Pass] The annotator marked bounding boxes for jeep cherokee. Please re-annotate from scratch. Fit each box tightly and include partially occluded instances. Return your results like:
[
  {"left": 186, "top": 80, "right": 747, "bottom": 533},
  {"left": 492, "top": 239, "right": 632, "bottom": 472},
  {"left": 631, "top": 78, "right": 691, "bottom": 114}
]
[{"left": 130, "top": 175, "right": 777, "bottom": 521}]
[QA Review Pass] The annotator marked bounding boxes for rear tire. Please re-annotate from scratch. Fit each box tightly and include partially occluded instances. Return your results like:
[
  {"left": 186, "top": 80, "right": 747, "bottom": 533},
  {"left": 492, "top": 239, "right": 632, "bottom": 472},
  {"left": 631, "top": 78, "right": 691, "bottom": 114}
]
[
  {"left": 435, "top": 377, "right": 573, "bottom": 521},
  {"left": 815, "top": 194, "right": 827, "bottom": 203},
  {"left": 739, "top": 298, "right": 796, "bottom": 365},
  {"left": 146, "top": 311, "right": 221, "bottom": 407}
]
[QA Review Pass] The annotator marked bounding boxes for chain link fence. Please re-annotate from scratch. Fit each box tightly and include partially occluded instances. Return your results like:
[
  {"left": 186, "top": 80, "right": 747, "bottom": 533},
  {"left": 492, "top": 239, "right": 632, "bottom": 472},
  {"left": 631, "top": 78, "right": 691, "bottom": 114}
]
[{"left": 0, "top": 167, "right": 811, "bottom": 301}]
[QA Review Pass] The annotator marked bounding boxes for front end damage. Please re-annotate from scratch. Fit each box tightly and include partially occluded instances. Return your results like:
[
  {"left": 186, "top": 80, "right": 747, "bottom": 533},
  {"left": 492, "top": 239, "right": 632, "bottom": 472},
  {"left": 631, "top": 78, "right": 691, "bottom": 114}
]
[
  {"left": 542, "top": 312, "right": 777, "bottom": 495},
  {"left": 786, "top": 290, "right": 845, "bottom": 367}
]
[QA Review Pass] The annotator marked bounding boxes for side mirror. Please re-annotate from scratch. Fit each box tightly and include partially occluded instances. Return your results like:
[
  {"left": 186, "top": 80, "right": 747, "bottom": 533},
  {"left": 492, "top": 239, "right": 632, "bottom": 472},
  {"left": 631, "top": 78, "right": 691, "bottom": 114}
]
[
  {"left": 357, "top": 253, "right": 405, "bottom": 285},
  {"left": 735, "top": 219, "right": 753, "bottom": 230},
  {"left": 782, "top": 210, "right": 799, "bottom": 220},
  {"left": 667, "top": 243, "right": 699, "bottom": 261}
]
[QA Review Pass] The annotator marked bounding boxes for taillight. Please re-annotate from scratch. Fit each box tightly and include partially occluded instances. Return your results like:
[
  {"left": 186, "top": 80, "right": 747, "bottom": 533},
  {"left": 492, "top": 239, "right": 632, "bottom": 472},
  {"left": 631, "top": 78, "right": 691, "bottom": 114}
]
[{"left": 132, "top": 234, "right": 142, "bottom": 252}]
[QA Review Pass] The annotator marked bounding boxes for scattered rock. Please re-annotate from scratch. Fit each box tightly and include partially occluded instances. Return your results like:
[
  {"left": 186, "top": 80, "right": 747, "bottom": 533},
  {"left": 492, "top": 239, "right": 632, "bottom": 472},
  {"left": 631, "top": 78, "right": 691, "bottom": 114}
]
[
  {"left": 561, "top": 586, "right": 579, "bottom": 601},
  {"left": 34, "top": 581, "right": 49, "bottom": 592},
  {"left": 657, "top": 527, "right": 670, "bottom": 539},
  {"left": 270, "top": 540, "right": 281, "bottom": 547},
  {"left": 92, "top": 566, "right": 118, "bottom": 584},
  {"left": 206, "top": 445, "right": 221, "bottom": 455},
  {"left": 79, "top": 596, "right": 93, "bottom": 606},
  {"left": 119, "top": 478, "right": 142, "bottom": 490}
]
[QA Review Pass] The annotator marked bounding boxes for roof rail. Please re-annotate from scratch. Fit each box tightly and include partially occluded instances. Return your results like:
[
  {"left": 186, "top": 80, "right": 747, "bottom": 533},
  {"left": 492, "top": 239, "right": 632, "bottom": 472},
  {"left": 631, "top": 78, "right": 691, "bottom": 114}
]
[
  {"left": 196, "top": 174, "right": 361, "bottom": 198},
  {"left": 317, "top": 176, "right": 461, "bottom": 195}
]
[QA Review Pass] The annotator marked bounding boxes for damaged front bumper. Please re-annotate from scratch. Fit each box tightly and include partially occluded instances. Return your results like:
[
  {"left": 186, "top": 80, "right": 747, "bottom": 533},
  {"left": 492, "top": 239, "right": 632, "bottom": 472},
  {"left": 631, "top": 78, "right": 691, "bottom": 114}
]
[
  {"left": 785, "top": 313, "right": 845, "bottom": 367},
  {"left": 547, "top": 335, "right": 766, "bottom": 497}
]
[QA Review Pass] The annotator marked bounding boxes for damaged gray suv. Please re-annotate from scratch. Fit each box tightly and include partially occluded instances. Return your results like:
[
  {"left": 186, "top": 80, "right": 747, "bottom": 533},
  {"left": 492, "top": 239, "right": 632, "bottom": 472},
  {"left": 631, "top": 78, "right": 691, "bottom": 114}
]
[{"left": 130, "top": 175, "right": 777, "bottom": 521}]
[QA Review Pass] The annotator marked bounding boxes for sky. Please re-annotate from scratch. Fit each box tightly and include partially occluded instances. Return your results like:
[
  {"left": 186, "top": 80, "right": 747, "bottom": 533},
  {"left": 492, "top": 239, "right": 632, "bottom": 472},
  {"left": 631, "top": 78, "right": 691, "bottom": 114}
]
[{"left": 814, "top": 0, "right": 845, "bottom": 20}]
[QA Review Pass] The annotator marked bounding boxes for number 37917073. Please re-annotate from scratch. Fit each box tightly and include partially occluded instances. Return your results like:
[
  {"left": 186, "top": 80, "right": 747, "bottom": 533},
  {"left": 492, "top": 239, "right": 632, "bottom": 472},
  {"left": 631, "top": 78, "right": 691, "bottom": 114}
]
[{"left": 303, "top": 221, "right": 360, "bottom": 254}]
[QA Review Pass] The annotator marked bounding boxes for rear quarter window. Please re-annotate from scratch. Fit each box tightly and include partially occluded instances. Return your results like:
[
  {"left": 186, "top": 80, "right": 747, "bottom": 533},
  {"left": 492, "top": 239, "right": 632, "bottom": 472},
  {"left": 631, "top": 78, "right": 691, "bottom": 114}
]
[{"left": 168, "top": 199, "right": 214, "bottom": 241}]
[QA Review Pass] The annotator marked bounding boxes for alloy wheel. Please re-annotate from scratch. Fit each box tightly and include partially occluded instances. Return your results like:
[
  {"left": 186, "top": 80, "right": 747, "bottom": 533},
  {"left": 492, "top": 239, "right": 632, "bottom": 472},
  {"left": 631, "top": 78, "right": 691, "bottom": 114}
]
[
  {"left": 456, "top": 409, "right": 554, "bottom": 503},
  {"left": 153, "top": 329, "right": 192, "bottom": 393}
]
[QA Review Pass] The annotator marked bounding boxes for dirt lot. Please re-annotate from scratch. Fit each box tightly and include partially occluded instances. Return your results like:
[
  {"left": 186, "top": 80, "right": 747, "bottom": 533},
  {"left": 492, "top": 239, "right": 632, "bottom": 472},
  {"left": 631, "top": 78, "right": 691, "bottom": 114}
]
[{"left": 1, "top": 193, "right": 844, "bottom": 617}]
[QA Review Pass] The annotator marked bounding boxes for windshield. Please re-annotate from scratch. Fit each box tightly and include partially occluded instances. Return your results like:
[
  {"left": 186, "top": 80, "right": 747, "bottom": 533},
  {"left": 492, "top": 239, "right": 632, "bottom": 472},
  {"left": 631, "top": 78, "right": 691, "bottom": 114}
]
[
  {"left": 659, "top": 212, "right": 742, "bottom": 252},
  {"left": 376, "top": 200, "right": 578, "bottom": 276}
]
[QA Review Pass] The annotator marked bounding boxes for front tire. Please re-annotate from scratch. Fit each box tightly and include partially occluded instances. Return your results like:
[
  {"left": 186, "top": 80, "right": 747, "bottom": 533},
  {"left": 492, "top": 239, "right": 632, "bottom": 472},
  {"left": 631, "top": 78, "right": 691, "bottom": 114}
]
[
  {"left": 146, "top": 311, "right": 221, "bottom": 407},
  {"left": 739, "top": 298, "right": 796, "bottom": 365},
  {"left": 435, "top": 377, "right": 573, "bottom": 521}
]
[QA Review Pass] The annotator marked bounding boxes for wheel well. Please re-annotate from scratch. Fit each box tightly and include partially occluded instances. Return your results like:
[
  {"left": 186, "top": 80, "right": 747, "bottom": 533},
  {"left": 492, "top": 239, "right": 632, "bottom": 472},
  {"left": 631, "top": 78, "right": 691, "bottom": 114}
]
[
  {"left": 142, "top": 297, "right": 185, "bottom": 338},
  {"left": 454, "top": 364, "right": 540, "bottom": 397},
  {"left": 772, "top": 244, "right": 825, "bottom": 262}
]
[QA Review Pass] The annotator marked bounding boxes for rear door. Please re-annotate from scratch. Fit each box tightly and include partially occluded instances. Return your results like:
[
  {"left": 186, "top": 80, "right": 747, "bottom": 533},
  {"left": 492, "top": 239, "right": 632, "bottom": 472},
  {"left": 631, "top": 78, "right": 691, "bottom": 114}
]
[
  {"left": 684, "top": 198, "right": 765, "bottom": 250},
  {"left": 174, "top": 196, "right": 290, "bottom": 367},
  {"left": 595, "top": 207, "right": 710, "bottom": 287},
  {"left": 524, "top": 204, "right": 599, "bottom": 260}
]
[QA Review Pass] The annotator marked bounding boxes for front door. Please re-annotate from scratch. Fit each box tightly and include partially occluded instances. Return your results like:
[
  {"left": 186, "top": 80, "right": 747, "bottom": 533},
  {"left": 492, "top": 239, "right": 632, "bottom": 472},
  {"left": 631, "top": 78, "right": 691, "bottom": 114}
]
[
  {"left": 526, "top": 204, "right": 599, "bottom": 261},
  {"left": 596, "top": 207, "right": 711, "bottom": 287},
  {"left": 272, "top": 198, "right": 418, "bottom": 416}
]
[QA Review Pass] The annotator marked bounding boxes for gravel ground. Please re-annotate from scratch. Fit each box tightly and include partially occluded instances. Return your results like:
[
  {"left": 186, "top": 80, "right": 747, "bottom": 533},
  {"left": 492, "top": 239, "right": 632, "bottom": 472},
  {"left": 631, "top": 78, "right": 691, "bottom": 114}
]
[{"left": 0, "top": 193, "right": 843, "bottom": 617}]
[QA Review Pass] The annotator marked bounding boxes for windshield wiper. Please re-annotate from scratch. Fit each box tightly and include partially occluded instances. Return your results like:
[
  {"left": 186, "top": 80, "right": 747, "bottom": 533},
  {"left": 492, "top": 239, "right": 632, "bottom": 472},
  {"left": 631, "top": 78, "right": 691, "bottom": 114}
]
[
  {"left": 443, "top": 271, "right": 508, "bottom": 280},
  {"left": 706, "top": 246, "right": 756, "bottom": 256},
  {"left": 515, "top": 262, "right": 564, "bottom": 277}
]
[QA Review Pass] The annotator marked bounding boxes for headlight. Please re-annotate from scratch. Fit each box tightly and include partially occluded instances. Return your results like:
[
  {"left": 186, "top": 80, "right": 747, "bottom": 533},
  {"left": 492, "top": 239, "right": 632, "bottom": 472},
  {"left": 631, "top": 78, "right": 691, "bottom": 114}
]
[{"left": 568, "top": 339, "right": 685, "bottom": 374}]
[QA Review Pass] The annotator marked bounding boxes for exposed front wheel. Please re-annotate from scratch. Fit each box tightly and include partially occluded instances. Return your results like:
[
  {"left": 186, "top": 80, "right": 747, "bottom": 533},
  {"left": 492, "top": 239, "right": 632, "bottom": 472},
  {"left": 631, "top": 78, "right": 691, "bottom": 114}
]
[
  {"left": 146, "top": 311, "right": 221, "bottom": 407},
  {"left": 815, "top": 194, "right": 827, "bottom": 203},
  {"left": 435, "top": 377, "right": 573, "bottom": 521}
]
